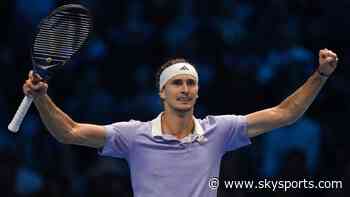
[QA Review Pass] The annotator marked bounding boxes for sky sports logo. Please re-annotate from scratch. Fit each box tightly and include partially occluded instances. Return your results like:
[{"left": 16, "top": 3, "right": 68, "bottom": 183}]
[{"left": 208, "top": 177, "right": 343, "bottom": 192}]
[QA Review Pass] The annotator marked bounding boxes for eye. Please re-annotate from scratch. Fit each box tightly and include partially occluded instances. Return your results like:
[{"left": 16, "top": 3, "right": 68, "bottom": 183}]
[
  {"left": 172, "top": 79, "right": 182, "bottom": 85},
  {"left": 187, "top": 79, "right": 195, "bottom": 86}
]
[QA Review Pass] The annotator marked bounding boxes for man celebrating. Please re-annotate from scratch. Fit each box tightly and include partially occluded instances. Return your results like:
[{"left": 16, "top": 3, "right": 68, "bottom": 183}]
[{"left": 23, "top": 49, "right": 338, "bottom": 197}]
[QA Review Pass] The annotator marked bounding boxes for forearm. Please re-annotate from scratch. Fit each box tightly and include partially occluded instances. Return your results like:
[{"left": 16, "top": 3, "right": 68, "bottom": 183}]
[
  {"left": 246, "top": 49, "right": 338, "bottom": 137},
  {"left": 33, "top": 94, "right": 77, "bottom": 143},
  {"left": 278, "top": 71, "right": 328, "bottom": 123}
]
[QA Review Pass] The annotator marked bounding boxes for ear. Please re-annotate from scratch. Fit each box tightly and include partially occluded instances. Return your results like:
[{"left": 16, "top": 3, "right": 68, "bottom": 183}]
[
  {"left": 196, "top": 85, "right": 199, "bottom": 98},
  {"left": 159, "top": 89, "right": 166, "bottom": 99}
]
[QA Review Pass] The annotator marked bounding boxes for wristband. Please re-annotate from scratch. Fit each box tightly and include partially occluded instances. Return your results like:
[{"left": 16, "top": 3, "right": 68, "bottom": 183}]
[{"left": 317, "top": 69, "right": 330, "bottom": 78}]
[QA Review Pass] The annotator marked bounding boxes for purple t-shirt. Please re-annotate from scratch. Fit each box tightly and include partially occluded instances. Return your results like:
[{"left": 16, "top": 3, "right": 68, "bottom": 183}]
[{"left": 99, "top": 113, "right": 251, "bottom": 197}]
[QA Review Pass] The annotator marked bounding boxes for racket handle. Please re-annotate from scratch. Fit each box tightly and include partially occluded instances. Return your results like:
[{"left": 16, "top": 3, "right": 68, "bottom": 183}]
[{"left": 8, "top": 96, "right": 34, "bottom": 132}]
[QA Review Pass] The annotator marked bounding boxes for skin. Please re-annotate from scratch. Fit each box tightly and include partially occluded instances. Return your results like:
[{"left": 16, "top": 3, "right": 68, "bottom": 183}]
[
  {"left": 159, "top": 74, "right": 199, "bottom": 139},
  {"left": 24, "top": 48, "right": 338, "bottom": 147}
]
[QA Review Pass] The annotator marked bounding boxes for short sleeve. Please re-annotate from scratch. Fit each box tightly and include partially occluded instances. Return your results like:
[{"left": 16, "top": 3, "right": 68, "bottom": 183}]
[
  {"left": 98, "top": 121, "right": 138, "bottom": 159},
  {"left": 214, "top": 115, "right": 251, "bottom": 152}
]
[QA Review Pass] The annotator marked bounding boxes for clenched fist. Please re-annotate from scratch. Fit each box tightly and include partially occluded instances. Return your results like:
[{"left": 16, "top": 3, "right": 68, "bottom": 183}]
[
  {"left": 318, "top": 48, "right": 338, "bottom": 77},
  {"left": 23, "top": 71, "right": 48, "bottom": 99}
]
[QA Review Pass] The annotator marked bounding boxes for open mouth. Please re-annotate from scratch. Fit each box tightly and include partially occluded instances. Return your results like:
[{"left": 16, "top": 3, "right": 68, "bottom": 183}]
[{"left": 177, "top": 97, "right": 192, "bottom": 102}]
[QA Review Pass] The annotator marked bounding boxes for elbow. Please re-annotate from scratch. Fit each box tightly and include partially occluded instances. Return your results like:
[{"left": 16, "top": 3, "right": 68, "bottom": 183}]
[
  {"left": 275, "top": 106, "right": 301, "bottom": 126},
  {"left": 285, "top": 116, "right": 298, "bottom": 126},
  {"left": 56, "top": 124, "right": 79, "bottom": 145},
  {"left": 287, "top": 113, "right": 305, "bottom": 126},
  {"left": 284, "top": 107, "right": 304, "bottom": 126},
  {"left": 57, "top": 137, "right": 69, "bottom": 144},
  {"left": 56, "top": 132, "right": 74, "bottom": 144}
]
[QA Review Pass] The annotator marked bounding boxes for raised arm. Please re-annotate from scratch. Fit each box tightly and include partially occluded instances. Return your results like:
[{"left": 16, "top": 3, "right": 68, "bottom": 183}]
[
  {"left": 246, "top": 49, "right": 338, "bottom": 137},
  {"left": 24, "top": 71, "right": 106, "bottom": 148}
]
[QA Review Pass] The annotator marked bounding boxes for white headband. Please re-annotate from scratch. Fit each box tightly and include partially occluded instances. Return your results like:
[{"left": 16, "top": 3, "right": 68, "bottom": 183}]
[{"left": 159, "top": 62, "right": 198, "bottom": 91}]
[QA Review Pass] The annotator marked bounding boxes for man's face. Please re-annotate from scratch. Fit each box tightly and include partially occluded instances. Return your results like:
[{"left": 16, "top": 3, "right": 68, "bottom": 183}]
[{"left": 160, "top": 74, "right": 199, "bottom": 112}]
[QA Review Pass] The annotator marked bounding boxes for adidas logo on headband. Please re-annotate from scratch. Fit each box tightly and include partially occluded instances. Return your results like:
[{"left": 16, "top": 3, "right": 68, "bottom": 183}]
[
  {"left": 180, "top": 66, "right": 189, "bottom": 71},
  {"left": 159, "top": 62, "right": 199, "bottom": 91}
]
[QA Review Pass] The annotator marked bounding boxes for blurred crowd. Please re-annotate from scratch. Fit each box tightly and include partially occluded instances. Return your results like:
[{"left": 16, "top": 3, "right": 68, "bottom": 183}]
[{"left": 0, "top": 0, "right": 349, "bottom": 196}]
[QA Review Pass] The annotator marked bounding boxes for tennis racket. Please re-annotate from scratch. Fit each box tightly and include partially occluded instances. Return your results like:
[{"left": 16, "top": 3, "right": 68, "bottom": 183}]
[{"left": 8, "top": 4, "right": 92, "bottom": 132}]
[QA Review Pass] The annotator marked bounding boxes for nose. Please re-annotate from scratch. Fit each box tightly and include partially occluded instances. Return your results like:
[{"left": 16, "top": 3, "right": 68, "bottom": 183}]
[{"left": 181, "top": 83, "right": 189, "bottom": 93}]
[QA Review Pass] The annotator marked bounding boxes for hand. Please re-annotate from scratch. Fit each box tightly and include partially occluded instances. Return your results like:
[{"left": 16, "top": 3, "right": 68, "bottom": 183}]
[
  {"left": 318, "top": 48, "right": 338, "bottom": 77},
  {"left": 23, "top": 70, "right": 48, "bottom": 98}
]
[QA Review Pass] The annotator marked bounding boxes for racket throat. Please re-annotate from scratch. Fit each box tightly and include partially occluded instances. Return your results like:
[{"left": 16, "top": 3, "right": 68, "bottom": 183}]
[{"left": 33, "top": 65, "right": 51, "bottom": 81}]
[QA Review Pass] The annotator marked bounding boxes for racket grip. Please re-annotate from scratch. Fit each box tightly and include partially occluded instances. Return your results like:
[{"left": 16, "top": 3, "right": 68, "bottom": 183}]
[{"left": 8, "top": 96, "right": 34, "bottom": 132}]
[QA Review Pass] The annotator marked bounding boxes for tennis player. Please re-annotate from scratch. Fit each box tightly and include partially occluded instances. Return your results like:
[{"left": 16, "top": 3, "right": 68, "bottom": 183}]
[{"left": 24, "top": 48, "right": 338, "bottom": 197}]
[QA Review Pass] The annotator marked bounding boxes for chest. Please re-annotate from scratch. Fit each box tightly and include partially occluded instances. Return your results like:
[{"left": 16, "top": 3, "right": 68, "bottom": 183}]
[{"left": 129, "top": 139, "right": 221, "bottom": 177}]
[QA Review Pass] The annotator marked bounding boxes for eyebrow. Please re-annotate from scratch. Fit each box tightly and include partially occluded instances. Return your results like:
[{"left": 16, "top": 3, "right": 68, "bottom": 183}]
[{"left": 171, "top": 79, "right": 196, "bottom": 83}]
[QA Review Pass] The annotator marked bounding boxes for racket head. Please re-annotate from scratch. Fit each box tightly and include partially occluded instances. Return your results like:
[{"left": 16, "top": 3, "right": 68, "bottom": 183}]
[{"left": 31, "top": 4, "right": 92, "bottom": 77}]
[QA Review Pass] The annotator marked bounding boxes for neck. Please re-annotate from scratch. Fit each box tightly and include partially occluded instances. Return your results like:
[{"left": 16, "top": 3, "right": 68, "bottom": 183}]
[{"left": 161, "top": 109, "right": 194, "bottom": 139}]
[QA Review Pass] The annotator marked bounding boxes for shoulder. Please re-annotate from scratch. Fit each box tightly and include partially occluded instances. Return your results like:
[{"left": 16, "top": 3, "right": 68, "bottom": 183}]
[
  {"left": 107, "top": 119, "right": 145, "bottom": 128},
  {"left": 104, "top": 119, "right": 150, "bottom": 136},
  {"left": 198, "top": 114, "right": 246, "bottom": 134},
  {"left": 199, "top": 114, "right": 245, "bottom": 126}
]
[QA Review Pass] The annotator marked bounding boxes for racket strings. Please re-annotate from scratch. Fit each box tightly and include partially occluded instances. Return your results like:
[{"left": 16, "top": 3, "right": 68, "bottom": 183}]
[
  {"left": 37, "top": 16, "right": 90, "bottom": 50},
  {"left": 33, "top": 10, "right": 91, "bottom": 66}
]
